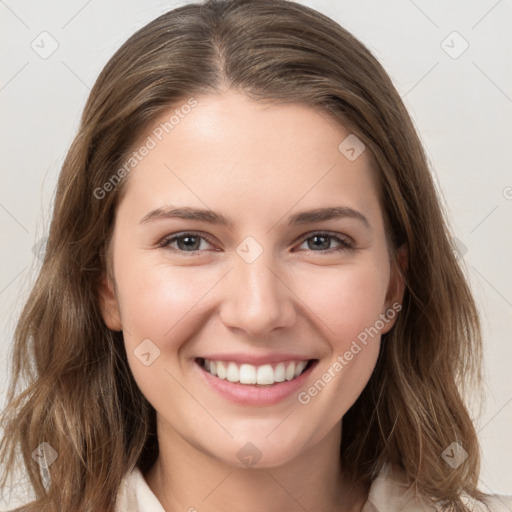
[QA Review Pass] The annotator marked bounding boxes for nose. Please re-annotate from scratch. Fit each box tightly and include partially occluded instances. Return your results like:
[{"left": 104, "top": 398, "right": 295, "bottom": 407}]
[{"left": 219, "top": 250, "right": 297, "bottom": 338}]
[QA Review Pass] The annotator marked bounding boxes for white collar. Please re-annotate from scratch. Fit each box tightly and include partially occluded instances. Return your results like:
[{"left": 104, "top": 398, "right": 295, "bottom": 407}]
[{"left": 115, "top": 462, "right": 511, "bottom": 512}]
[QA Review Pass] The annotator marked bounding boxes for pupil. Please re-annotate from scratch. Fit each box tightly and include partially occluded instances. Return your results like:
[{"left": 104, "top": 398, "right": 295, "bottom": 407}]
[
  {"left": 310, "top": 235, "right": 329, "bottom": 250},
  {"left": 179, "top": 235, "right": 199, "bottom": 251}
]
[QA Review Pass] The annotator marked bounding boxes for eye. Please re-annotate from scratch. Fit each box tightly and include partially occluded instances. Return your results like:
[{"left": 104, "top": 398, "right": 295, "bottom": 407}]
[
  {"left": 158, "top": 231, "right": 354, "bottom": 255},
  {"left": 295, "top": 232, "right": 354, "bottom": 254},
  {"left": 158, "top": 232, "right": 216, "bottom": 253}
]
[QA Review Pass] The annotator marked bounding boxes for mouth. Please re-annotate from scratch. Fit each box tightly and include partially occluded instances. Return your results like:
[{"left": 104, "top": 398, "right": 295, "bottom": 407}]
[{"left": 195, "top": 357, "right": 317, "bottom": 386}]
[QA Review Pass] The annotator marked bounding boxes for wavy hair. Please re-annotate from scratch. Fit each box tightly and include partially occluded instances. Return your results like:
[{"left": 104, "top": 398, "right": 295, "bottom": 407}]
[{"left": 1, "top": 0, "right": 486, "bottom": 510}]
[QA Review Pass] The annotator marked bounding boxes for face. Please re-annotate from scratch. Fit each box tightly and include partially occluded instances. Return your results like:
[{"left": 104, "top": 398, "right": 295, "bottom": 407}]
[{"left": 99, "top": 90, "right": 404, "bottom": 468}]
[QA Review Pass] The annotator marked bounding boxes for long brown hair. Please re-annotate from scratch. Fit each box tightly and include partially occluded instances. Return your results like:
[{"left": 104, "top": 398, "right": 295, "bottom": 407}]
[{"left": 0, "top": 0, "right": 486, "bottom": 510}]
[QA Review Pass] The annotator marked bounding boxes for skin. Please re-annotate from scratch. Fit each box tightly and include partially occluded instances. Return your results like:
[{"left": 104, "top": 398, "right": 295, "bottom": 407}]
[{"left": 99, "top": 90, "right": 405, "bottom": 512}]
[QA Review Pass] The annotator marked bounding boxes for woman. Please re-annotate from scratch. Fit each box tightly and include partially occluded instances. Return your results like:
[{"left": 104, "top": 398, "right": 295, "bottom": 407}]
[{"left": 1, "top": 0, "right": 510, "bottom": 511}]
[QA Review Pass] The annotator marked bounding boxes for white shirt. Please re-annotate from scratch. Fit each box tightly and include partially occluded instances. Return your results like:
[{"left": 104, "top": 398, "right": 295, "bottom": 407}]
[{"left": 115, "top": 463, "right": 512, "bottom": 511}]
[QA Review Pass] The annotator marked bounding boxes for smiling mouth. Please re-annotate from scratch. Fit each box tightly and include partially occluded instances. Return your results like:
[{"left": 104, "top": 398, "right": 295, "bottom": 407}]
[{"left": 195, "top": 357, "right": 317, "bottom": 386}]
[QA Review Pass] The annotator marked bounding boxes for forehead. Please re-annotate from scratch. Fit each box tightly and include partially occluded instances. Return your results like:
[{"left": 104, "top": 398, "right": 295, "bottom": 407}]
[{"left": 116, "top": 90, "right": 382, "bottom": 229}]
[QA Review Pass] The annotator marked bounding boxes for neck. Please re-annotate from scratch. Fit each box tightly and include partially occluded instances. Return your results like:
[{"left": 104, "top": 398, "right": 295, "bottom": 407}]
[{"left": 145, "top": 416, "right": 367, "bottom": 512}]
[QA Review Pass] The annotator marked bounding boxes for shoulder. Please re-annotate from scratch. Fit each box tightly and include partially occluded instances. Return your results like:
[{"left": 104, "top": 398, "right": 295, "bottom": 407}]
[
  {"left": 363, "top": 464, "right": 512, "bottom": 512},
  {"left": 115, "top": 466, "right": 166, "bottom": 512}
]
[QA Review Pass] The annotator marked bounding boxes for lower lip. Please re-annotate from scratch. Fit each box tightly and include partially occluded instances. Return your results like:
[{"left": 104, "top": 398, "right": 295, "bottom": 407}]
[{"left": 196, "top": 360, "right": 317, "bottom": 406}]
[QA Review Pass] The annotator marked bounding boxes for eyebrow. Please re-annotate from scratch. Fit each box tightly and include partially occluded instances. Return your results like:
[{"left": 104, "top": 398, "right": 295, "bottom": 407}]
[{"left": 139, "top": 205, "right": 371, "bottom": 230}]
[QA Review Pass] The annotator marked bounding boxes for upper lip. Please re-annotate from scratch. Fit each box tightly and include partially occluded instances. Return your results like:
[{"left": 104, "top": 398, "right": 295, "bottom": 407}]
[{"left": 197, "top": 353, "right": 316, "bottom": 365}]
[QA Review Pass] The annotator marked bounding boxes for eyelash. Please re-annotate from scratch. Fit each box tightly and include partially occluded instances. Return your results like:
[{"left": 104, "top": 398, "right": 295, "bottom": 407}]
[{"left": 157, "top": 231, "right": 354, "bottom": 255}]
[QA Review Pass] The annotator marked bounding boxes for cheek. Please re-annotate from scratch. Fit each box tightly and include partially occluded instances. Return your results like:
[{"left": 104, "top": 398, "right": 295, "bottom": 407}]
[
  {"left": 287, "top": 261, "right": 389, "bottom": 441},
  {"left": 116, "top": 259, "right": 208, "bottom": 412},
  {"left": 115, "top": 256, "right": 207, "bottom": 343},
  {"left": 292, "top": 264, "right": 387, "bottom": 426},
  {"left": 294, "top": 259, "right": 389, "bottom": 347}
]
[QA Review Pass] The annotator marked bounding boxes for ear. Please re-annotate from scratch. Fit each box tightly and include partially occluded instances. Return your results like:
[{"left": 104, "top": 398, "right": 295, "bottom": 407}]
[
  {"left": 381, "top": 244, "right": 408, "bottom": 334},
  {"left": 97, "top": 272, "right": 122, "bottom": 331}
]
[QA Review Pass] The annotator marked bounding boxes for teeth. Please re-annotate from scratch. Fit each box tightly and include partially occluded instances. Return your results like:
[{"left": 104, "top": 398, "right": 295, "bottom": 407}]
[
  {"left": 240, "top": 364, "right": 256, "bottom": 384},
  {"left": 226, "top": 362, "right": 239, "bottom": 383},
  {"left": 216, "top": 361, "right": 227, "bottom": 379},
  {"left": 295, "top": 360, "right": 307, "bottom": 377},
  {"left": 256, "top": 365, "right": 274, "bottom": 385},
  {"left": 274, "top": 363, "right": 286, "bottom": 382},
  {"left": 284, "top": 362, "right": 294, "bottom": 381},
  {"left": 201, "top": 358, "right": 310, "bottom": 385}
]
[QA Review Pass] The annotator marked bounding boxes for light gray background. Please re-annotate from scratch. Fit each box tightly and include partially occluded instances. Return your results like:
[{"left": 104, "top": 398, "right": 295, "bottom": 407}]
[{"left": 1, "top": 0, "right": 511, "bottom": 505}]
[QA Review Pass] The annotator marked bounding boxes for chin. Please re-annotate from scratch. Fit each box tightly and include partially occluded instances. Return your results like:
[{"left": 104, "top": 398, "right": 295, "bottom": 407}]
[{"left": 202, "top": 429, "right": 312, "bottom": 470}]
